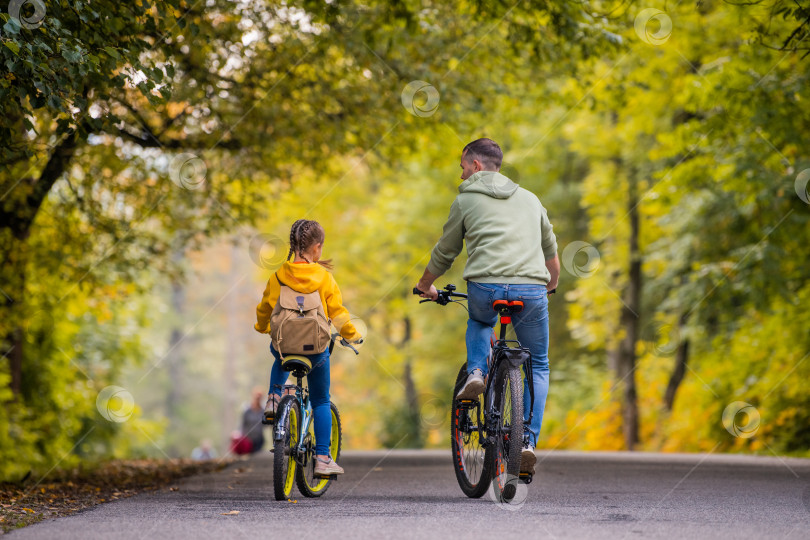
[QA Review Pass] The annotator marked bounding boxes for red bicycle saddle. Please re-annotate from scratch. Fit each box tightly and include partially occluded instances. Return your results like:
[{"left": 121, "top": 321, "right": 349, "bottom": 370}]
[{"left": 492, "top": 299, "right": 524, "bottom": 314}]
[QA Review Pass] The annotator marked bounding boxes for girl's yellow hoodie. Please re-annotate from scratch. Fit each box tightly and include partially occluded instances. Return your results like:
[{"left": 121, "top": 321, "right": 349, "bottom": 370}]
[{"left": 254, "top": 261, "right": 360, "bottom": 341}]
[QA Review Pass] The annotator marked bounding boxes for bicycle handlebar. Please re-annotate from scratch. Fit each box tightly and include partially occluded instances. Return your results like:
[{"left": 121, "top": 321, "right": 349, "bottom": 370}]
[
  {"left": 412, "top": 285, "right": 468, "bottom": 306},
  {"left": 330, "top": 332, "right": 361, "bottom": 355},
  {"left": 414, "top": 284, "right": 556, "bottom": 305}
]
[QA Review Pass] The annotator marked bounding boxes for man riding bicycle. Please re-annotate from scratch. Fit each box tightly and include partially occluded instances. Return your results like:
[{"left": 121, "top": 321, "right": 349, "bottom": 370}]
[{"left": 415, "top": 138, "right": 560, "bottom": 475}]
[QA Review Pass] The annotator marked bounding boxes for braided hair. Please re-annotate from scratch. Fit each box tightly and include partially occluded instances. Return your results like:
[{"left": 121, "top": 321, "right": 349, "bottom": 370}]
[{"left": 286, "top": 219, "right": 333, "bottom": 270}]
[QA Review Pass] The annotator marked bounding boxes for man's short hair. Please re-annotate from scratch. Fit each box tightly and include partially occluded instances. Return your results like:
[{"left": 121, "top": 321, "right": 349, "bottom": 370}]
[{"left": 462, "top": 138, "right": 503, "bottom": 169}]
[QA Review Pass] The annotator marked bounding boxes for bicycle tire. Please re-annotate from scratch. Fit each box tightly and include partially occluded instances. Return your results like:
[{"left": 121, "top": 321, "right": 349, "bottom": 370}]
[
  {"left": 296, "top": 401, "right": 342, "bottom": 498},
  {"left": 490, "top": 361, "right": 523, "bottom": 503},
  {"left": 450, "top": 363, "right": 493, "bottom": 498},
  {"left": 273, "top": 396, "right": 300, "bottom": 501}
]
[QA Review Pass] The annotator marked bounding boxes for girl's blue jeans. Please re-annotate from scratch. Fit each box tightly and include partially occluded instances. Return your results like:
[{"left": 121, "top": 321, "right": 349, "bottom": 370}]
[
  {"left": 465, "top": 281, "right": 550, "bottom": 447},
  {"left": 268, "top": 345, "right": 332, "bottom": 456}
]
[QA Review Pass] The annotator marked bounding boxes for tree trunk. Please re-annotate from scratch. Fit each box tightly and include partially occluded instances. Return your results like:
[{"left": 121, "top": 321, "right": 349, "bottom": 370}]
[
  {"left": 1, "top": 225, "right": 30, "bottom": 399},
  {"left": 223, "top": 244, "right": 240, "bottom": 444},
  {"left": 664, "top": 314, "right": 690, "bottom": 411},
  {"left": 1, "top": 131, "right": 78, "bottom": 397},
  {"left": 401, "top": 316, "right": 422, "bottom": 447},
  {"left": 166, "top": 252, "right": 185, "bottom": 454},
  {"left": 614, "top": 176, "right": 642, "bottom": 450}
]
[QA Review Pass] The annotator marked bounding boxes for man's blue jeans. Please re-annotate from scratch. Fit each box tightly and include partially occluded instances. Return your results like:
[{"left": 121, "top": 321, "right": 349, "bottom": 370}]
[
  {"left": 268, "top": 345, "right": 332, "bottom": 456},
  {"left": 465, "top": 281, "right": 550, "bottom": 447}
]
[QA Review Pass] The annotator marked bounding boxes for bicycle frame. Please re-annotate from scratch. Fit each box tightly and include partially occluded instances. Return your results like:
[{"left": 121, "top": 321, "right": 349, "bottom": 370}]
[
  {"left": 273, "top": 334, "right": 357, "bottom": 467},
  {"left": 414, "top": 285, "right": 539, "bottom": 448},
  {"left": 278, "top": 378, "right": 314, "bottom": 466},
  {"left": 465, "top": 327, "right": 535, "bottom": 451}
]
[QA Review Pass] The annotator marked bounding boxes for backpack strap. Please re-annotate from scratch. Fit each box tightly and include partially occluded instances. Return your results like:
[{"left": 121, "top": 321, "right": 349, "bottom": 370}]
[{"left": 276, "top": 272, "right": 306, "bottom": 314}]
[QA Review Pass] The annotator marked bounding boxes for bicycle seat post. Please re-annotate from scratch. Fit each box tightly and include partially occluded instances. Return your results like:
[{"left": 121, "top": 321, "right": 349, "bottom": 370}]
[
  {"left": 498, "top": 309, "right": 510, "bottom": 341},
  {"left": 491, "top": 300, "right": 524, "bottom": 342}
]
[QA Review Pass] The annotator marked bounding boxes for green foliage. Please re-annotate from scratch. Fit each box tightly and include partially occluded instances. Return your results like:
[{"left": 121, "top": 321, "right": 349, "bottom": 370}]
[{"left": 0, "top": 0, "right": 185, "bottom": 162}]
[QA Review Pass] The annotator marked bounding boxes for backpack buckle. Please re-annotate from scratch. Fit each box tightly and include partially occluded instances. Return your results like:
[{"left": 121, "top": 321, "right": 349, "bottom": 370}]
[{"left": 296, "top": 295, "right": 305, "bottom": 315}]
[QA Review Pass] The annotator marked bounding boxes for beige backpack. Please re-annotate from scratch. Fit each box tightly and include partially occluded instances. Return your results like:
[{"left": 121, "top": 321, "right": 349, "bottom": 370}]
[{"left": 270, "top": 274, "right": 332, "bottom": 356}]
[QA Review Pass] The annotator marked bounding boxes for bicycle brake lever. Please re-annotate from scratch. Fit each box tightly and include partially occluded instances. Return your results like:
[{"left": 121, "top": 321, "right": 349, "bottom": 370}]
[
  {"left": 419, "top": 299, "right": 432, "bottom": 303},
  {"left": 339, "top": 338, "right": 360, "bottom": 355}
]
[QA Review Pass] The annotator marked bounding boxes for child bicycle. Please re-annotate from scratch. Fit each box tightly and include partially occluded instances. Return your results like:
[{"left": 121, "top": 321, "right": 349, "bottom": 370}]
[
  {"left": 267, "top": 332, "right": 359, "bottom": 501},
  {"left": 414, "top": 284, "right": 552, "bottom": 502}
]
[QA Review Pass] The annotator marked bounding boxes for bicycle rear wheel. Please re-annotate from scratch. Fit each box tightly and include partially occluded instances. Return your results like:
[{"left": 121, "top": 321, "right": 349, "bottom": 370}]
[
  {"left": 296, "top": 401, "right": 342, "bottom": 498},
  {"left": 273, "top": 396, "right": 300, "bottom": 501},
  {"left": 450, "top": 363, "right": 492, "bottom": 498},
  {"left": 490, "top": 360, "right": 523, "bottom": 503}
]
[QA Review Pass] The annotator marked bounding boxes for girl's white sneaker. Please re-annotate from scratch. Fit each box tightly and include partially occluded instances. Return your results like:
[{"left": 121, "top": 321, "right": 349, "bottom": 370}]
[{"left": 314, "top": 457, "right": 345, "bottom": 475}]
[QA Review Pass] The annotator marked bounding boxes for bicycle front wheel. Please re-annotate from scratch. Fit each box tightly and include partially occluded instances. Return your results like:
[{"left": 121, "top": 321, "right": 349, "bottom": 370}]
[
  {"left": 273, "top": 396, "right": 300, "bottom": 501},
  {"left": 296, "top": 401, "right": 342, "bottom": 498},
  {"left": 490, "top": 361, "right": 524, "bottom": 503},
  {"left": 450, "top": 363, "right": 492, "bottom": 498}
]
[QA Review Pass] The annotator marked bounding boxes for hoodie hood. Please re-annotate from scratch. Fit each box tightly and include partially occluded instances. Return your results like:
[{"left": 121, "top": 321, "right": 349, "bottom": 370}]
[
  {"left": 276, "top": 260, "right": 328, "bottom": 294},
  {"left": 458, "top": 171, "right": 519, "bottom": 199}
]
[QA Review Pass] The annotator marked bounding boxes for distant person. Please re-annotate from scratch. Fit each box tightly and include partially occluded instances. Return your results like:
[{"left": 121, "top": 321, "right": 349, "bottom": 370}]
[
  {"left": 191, "top": 439, "right": 217, "bottom": 460},
  {"left": 240, "top": 387, "right": 267, "bottom": 454},
  {"left": 229, "top": 430, "right": 252, "bottom": 455},
  {"left": 414, "top": 138, "right": 559, "bottom": 475},
  {"left": 254, "top": 219, "right": 363, "bottom": 475}
]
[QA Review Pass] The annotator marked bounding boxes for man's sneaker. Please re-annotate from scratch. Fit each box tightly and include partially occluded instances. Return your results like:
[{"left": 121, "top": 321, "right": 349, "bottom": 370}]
[
  {"left": 456, "top": 369, "right": 486, "bottom": 400},
  {"left": 520, "top": 444, "right": 537, "bottom": 474},
  {"left": 314, "top": 456, "right": 344, "bottom": 476},
  {"left": 263, "top": 394, "right": 280, "bottom": 424}
]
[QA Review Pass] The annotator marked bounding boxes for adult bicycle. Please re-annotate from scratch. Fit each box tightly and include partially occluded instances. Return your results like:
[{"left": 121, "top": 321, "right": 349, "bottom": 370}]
[
  {"left": 414, "top": 284, "right": 541, "bottom": 502},
  {"left": 268, "top": 333, "right": 359, "bottom": 501}
]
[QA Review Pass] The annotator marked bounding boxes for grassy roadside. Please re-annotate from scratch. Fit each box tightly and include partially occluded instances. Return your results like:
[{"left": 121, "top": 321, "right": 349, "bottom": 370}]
[{"left": 0, "top": 458, "right": 234, "bottom": 534}]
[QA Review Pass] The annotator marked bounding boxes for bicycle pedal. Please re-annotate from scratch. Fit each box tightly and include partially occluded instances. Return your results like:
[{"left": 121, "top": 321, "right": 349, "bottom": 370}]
[
  {"left": 314, "top": 474, "right": 337, "bottom": 480},
  {"left": 518, "top": 472, "right": 533, "bottom": 484}
]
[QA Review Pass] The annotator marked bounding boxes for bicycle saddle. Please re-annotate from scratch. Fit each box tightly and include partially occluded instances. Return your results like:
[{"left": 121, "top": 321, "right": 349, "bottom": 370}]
[
  {"left": 281, "top": 355, "right": 312, "bottom": 375},
  {"left": 492, "top": 299, "right": 524, "bottom": 314}
]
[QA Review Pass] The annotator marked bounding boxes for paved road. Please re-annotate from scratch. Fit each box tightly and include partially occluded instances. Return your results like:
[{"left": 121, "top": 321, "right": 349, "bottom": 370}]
[{"left": 10, "top": 450, "right": 810, "bottom": 539}]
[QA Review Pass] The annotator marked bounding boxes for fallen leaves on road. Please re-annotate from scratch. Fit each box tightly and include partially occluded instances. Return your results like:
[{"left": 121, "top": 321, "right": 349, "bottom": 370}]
[
  {"left": 0, "top": 458, "right": 234, "bottom": 534},
  {"left": 220, "top": 510, "right": 240, "bottom": 515}
]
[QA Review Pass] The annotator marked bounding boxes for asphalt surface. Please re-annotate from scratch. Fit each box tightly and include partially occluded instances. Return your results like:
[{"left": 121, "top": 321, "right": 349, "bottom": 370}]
[{"left": 9, "top": 449, "right": 810, "bottom": 539}]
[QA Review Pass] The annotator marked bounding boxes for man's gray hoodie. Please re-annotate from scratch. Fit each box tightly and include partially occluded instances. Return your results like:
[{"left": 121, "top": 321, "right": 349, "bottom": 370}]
[{"left": 427, "top": 171, "right": 557, "bottom": 285}]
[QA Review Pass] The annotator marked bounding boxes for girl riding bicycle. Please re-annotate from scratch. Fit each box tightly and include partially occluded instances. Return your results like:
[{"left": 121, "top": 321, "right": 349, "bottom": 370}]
[{"left": 254, "top": 219, "right": 362, "bottom": 475}]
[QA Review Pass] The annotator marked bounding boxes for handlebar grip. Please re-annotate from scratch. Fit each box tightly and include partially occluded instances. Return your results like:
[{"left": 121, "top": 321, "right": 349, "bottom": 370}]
[
  {"left": 413, "top": 287, "right": 423, "bottom": 295},
  {"left": 548, "top": 288, "right": 556, "bottom": 295}
]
